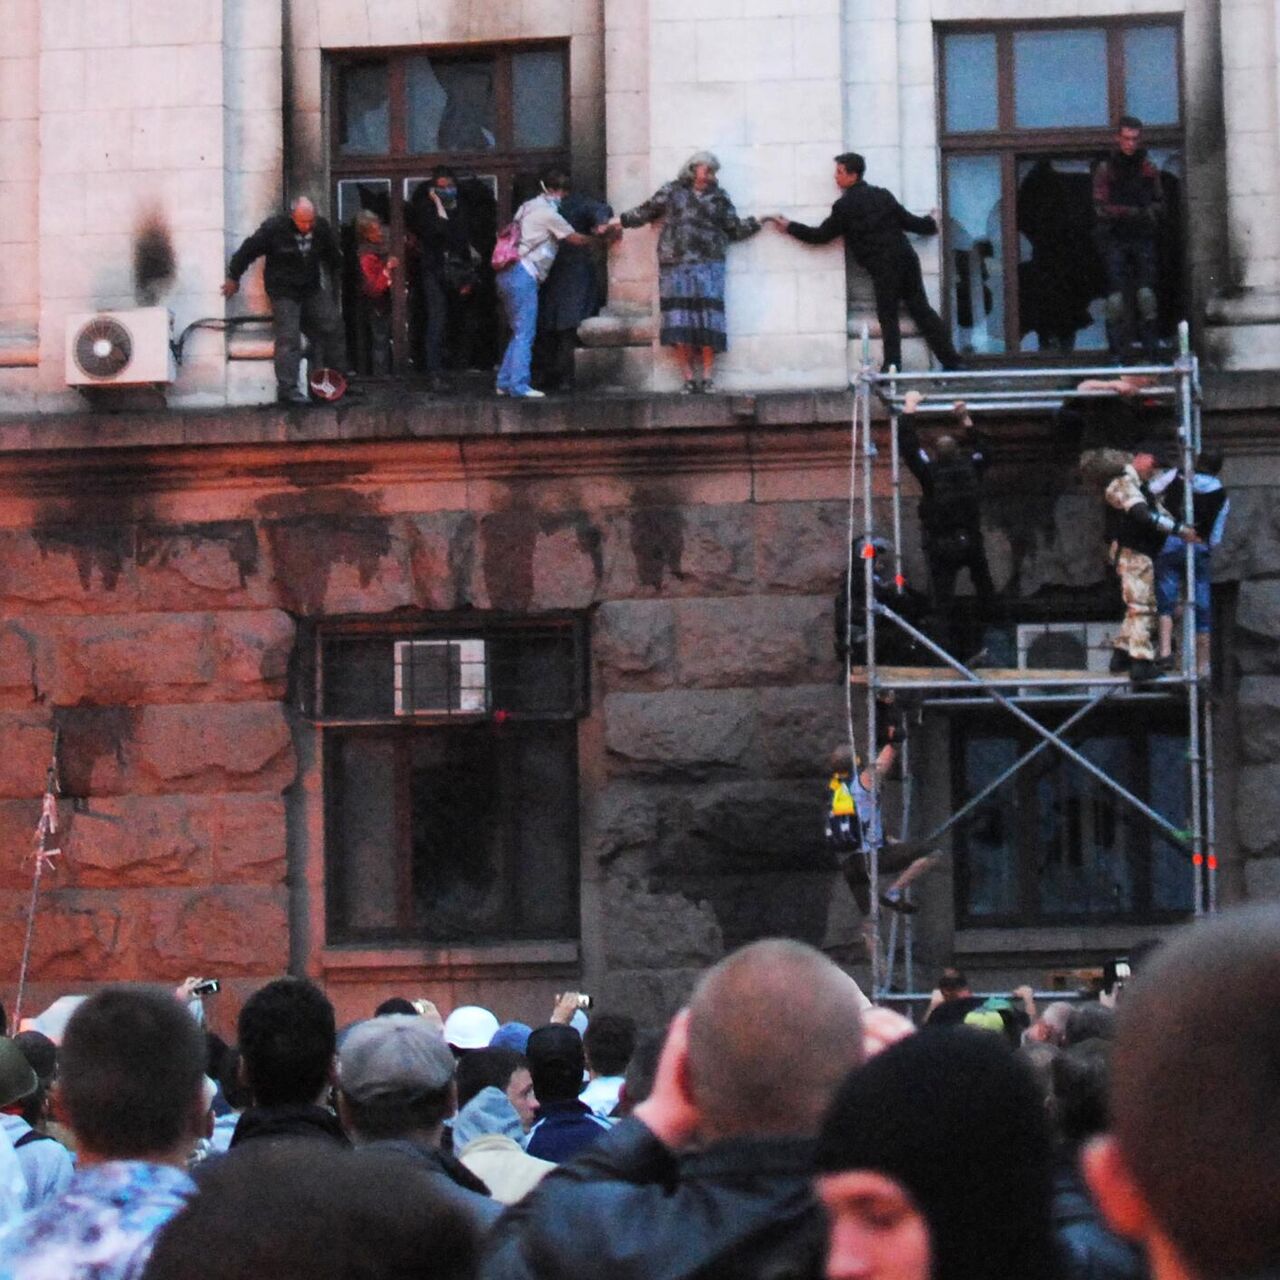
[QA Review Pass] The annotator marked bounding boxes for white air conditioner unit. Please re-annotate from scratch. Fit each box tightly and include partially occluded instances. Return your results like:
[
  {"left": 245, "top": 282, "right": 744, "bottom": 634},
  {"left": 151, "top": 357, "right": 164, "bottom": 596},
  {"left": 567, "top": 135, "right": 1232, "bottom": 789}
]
[
  {"left": 1015, "top": 622, "right": 1115, "bottom": 695},
  {"left": 394, "top": 639, "right": 488, "bottom": 715},
  {"left": 65, "top": 307, "right": 175, "bottom": 387}
]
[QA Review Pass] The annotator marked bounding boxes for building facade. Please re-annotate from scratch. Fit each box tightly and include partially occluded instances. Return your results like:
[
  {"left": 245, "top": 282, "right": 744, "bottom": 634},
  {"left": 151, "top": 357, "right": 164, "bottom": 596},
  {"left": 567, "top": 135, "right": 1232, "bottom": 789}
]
[{"left": 1, "top": 0, "right": 1277, "bottom": 1033}]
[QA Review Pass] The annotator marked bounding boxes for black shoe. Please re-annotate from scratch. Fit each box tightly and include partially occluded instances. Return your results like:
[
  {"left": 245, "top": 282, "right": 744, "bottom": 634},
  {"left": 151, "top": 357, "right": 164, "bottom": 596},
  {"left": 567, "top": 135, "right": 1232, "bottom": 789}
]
[
  {"left": 1155, "top": 654, "right": 1177, "bottom": 672},
  {"left": 880, "top": 891, "right": 918, "bottom": 915},
  {"left": 1109, "top": 649, "right": 1131, "bottom": 674},
  {"left": 1130, "top": 659, "right": 1158, "bottom": 683}
]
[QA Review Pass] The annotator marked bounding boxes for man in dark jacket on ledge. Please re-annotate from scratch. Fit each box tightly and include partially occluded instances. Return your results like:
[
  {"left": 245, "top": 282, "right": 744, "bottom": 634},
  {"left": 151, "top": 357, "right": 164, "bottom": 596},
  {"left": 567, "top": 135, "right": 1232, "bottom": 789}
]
[
  {"left": 481, "top": 940, "right": 867, "bottom": 1280},
  {"left": 770, "top": 153, "right": 960, "bottom": 373},
  {"left": 223, "top": 196, "right": 347, "bottom": 405}
]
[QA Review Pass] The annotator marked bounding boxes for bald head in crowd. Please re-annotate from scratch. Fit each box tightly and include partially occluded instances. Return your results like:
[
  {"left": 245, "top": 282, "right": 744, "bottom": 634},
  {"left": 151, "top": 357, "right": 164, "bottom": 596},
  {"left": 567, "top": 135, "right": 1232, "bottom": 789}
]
[
  {"left": 1085, "top": 904, "right": 1280, "bottom": 1280},
  {"left": 685, "top": 938, "right": 867, "bottom": 1139}
]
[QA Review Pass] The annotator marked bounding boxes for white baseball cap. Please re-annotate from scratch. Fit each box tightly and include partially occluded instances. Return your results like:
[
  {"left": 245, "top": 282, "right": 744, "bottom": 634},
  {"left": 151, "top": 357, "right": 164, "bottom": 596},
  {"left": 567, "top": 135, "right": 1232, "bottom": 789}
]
[{"left": 443, "top": 1004, "right": 499, "bottom": 1050}]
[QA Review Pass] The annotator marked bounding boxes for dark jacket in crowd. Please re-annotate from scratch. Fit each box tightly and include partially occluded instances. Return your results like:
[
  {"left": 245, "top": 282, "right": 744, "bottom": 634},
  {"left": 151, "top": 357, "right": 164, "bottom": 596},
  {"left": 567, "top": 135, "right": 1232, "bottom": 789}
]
[
  {"left": 405, "top": 185, "right": 474, "bottom": 278},
  {"left": 482, "top": 1119, "right": 826, "bottom": 1280},
  {"left": 1051, "top": 1155, "right": 1148, "bottom": 1280},
  {"left": 524, "top": 1099, "right": 612, "bottom": 1164},
  {"left": 786, "top": 182, "right": 937, "bottom": 276},
  {"left": 370, "top": 1138, "right": 502, "bottom": 1229},
  {"left": 228, "top": 1103, "right": 350, "bottom": 1149},
  {"left": 227, "top": 215, "right": 343, "bottom": 301},
  {"left": 540, "top": 193, "right": 612, "bottom": 333}
]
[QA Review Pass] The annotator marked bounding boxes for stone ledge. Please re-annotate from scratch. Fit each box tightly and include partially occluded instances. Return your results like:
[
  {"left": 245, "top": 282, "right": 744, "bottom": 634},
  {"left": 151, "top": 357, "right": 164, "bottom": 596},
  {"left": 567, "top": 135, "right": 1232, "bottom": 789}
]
[{"left": 0, "top": 387, "right": 859, "bottom": 456}]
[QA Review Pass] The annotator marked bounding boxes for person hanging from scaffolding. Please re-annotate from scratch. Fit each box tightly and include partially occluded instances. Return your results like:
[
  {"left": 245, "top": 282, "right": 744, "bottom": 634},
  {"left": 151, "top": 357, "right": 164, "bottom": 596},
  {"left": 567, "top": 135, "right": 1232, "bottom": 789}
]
[
  {"left": 1151, "top": 445, "right": 1228, "bottom": 677},
  {"left": 826, "top": 725, "right": 941, "bottom": 958},
  {"left": 1084, "top": 447, "right": 1199, "bottom": 683},
  {"left": 897, "top": 389, "right": 996, "bottom": 656}
]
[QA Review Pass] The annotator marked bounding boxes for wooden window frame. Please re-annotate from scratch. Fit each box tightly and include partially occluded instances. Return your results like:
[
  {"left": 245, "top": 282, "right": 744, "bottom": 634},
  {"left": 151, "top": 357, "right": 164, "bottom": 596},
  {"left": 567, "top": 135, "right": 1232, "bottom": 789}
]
[
  {"left": 936, "top": 18, "right": 1185, "bottom": 363},
  {"left": 327, "top": 42, "right": 572, "bottom": 375},
  {"left": 315, "top": 614, "right": 587, "bottom": 948}
]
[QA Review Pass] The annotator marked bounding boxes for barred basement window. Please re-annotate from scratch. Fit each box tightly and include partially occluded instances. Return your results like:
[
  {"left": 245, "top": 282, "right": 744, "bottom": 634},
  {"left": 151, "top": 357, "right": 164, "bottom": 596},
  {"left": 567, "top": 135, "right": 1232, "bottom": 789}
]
[{"left": 315, "top": 618, "right": 586, "bottom": 946}]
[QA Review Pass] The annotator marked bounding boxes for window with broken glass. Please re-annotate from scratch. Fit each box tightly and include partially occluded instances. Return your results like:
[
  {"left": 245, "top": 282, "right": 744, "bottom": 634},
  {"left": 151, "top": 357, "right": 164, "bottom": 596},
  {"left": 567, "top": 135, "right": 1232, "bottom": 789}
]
[
  {"left": 313, "top": 618, "right": 586, "bottom": 946},
  {"left": 938, "top": 20, "right": 1183, "bottom": 360},
  {"left": 329, "top": 44, "right": 570, "bottom": 376}
]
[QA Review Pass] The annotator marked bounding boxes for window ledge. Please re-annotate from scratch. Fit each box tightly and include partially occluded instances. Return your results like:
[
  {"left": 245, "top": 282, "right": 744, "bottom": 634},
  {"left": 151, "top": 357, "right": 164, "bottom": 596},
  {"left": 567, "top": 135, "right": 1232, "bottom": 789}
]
[
  {"left": 954, "top": 922, "right": 1186, "bottom": 956},
  {"left": 320, "top": 940, "right": 579, "bottom": 975}
]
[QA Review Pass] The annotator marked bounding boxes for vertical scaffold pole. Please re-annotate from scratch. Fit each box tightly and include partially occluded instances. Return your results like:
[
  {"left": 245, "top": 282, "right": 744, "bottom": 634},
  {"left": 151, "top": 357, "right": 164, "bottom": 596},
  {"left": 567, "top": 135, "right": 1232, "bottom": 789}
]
[
  {"left": 860, "top": 342, "right": 882, "bottom": 997},
  {"left": 1205, "top": 697, "right": 1218, "bottom": 913},
  {"left": 889, "top": 369, "right": 905, "bottom": 595},
  {"left": 1178, "top": 322, "right": 1205, "bottom": 916}
]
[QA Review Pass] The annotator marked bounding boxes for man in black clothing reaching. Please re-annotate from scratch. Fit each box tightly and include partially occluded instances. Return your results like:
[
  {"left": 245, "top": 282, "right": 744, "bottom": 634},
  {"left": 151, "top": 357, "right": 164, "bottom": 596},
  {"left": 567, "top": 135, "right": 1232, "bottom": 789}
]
[
  {"left": 769, "top": 153, "right": 960, "bottom": 372},
  {"left": 898, "top": 389, "right": 995, "bottom": 651}
]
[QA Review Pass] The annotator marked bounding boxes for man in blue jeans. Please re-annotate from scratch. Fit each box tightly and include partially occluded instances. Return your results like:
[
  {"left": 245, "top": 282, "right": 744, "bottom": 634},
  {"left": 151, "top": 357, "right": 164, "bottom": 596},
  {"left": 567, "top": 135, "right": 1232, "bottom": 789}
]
[
  {"left": 1154, "top": 446, "right": 1229, "bottom": 675},
  {"left": 496, "top": 167, "right": 605, "bottom": 399}
]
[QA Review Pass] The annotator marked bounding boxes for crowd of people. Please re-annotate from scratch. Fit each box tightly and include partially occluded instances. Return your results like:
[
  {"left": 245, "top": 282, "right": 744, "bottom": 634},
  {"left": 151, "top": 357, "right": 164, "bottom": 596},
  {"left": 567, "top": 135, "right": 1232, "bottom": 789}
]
[
  {"left": 227, "top": 117, "right": 1177, "bottom": 405},
  {"left": 0, "top": 909, "right": 1268, "bottom": 1280}
]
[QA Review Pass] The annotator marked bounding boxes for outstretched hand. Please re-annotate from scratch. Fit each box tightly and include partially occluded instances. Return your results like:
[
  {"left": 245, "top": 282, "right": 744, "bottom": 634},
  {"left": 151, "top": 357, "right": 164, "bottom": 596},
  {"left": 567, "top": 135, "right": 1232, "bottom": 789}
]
[
  {"left": 762, "top": 214, "right": 790, "bottom": 231},
  {"left": 903, "top": 389, "right": 923, "bottom": 414}
]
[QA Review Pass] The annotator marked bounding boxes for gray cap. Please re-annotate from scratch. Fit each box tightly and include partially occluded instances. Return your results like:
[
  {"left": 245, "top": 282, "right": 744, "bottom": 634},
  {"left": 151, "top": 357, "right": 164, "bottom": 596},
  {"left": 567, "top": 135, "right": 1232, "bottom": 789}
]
[{"left": 339, "top": 1014, "right": 455, "bottom": 1104}]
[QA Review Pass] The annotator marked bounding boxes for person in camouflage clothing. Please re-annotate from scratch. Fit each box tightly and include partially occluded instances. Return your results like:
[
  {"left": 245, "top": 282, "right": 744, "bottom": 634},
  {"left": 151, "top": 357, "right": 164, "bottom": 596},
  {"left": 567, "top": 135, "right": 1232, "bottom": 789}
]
[{"left": 1096, "top": 449, "right": 1198, "bottom": 682}]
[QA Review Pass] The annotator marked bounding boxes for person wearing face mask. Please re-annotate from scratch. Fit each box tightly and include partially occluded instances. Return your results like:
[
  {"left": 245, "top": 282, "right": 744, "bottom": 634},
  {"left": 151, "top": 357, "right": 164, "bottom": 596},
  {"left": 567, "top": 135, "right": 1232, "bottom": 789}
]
[
  {"left": 816, "top": 1027, "right": 1062, "bottom": 1280},
  {"left": 494, "top": 166, "right": 605, "bottom": 400},
  {"left": 407, "top": 166, "right": 479, "bottom": 393}
]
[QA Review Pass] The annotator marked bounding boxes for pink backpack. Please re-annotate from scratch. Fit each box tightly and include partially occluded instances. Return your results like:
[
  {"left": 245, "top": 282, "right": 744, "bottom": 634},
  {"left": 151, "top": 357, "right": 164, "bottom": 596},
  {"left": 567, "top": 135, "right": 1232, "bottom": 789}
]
[{"left": 491, "top": 213, "right": 523, "bottom": 271}]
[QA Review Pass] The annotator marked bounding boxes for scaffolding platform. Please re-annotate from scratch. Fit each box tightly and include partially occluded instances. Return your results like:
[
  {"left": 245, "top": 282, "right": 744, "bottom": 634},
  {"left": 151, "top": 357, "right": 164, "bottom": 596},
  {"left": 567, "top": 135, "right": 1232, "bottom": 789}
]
[
  {"left": 849, "top": 666, "right": 1191, "bottom": 690},
  {"left": 842, "top": 322, "right": 1217, "bottom": 1001}
]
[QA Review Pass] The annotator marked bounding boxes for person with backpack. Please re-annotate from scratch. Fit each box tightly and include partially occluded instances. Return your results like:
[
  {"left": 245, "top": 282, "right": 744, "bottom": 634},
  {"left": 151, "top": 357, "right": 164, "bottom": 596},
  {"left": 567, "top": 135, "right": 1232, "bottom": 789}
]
[{"left": 492, "top": 166, "right": 606, "bottom": 400}]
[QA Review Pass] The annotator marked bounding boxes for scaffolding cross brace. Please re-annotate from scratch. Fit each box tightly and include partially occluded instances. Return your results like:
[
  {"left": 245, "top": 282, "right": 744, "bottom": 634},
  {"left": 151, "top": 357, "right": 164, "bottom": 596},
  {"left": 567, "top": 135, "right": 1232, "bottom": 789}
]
[{"left": 846, "top": 321, "right": 1216, "bottom": 1002}]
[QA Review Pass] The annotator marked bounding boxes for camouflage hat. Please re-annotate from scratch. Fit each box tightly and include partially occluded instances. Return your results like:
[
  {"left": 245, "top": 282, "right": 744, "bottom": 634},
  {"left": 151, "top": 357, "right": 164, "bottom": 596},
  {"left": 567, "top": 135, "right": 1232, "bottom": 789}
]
[{"left": 0, "top": 1038, "right": 38, "bottom": 1108}]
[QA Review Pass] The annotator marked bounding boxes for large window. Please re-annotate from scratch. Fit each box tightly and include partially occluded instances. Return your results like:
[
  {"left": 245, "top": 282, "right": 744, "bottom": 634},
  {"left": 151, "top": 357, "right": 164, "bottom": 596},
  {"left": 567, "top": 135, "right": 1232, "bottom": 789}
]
[
  {"left": 938, "top": 21, "right": 1183, "bottom": 358},
  {"left": 317, "top": 618, "right": 586, "bottom": 946},
  {"left": 329, "top": 45, "right": 570, "bottom": 375},
  {"left": 952, "top": 709, "right": 1193, "bottom": 927}
]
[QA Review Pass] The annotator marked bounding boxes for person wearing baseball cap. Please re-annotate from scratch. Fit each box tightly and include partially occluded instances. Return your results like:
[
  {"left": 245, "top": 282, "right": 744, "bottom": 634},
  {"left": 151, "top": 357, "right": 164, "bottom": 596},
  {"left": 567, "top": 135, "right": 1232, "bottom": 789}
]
[
  {"left": 524, "top": 1025, "right": 612, "bottom": 1163},
  {"left": 338, "top": 1015, "right": 501, "bottom": 1228},
  {"left": 0, "top": 1035, "right": 72, "bottom": 1209},
  {"left": 444, "top": 1006, "right": 501, "bottom": 1055}
]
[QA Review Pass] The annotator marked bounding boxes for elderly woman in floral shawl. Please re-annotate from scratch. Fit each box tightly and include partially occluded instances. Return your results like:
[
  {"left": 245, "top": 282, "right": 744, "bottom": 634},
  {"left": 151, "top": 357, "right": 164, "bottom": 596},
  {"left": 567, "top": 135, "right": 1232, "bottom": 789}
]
[{"left": 613, "top": 152, "right": 761, "bottom": 393}]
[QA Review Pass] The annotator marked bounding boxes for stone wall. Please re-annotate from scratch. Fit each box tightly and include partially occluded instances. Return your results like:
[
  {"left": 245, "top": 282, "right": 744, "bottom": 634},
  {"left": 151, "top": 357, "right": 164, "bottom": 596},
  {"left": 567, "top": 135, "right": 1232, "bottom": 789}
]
[{"left": 0, "top": 394, "right": 1257, "bottom": 1029}]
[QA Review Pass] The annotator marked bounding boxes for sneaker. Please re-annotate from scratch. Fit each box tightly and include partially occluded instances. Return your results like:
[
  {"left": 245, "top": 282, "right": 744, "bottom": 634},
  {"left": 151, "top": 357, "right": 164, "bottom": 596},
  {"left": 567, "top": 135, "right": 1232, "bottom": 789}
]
[
  {"left": 682, "top": 379, "right": 699, "bottom": 395},
  {"left": 1130, "top": 659, "right": 1158, "bottom": 683},
  {"left": 700, "top": 378, "right": 716, "bottom": 393},
  {"left": 510, "top": 388, "right": 545, "bottom": 399},
  {"left": 1109, "top": 649, "right": 1132, "bottom": 674},
  {"left": 494, "top": 387, "right": 508, "bottom": 396}
]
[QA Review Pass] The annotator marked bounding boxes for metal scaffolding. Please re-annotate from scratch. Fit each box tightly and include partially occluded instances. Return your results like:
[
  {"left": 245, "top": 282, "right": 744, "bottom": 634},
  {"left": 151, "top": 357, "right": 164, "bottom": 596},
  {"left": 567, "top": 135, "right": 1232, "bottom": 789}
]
[{"left": 845, "top": 322, "right": 1216, "bottom": 1000}]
